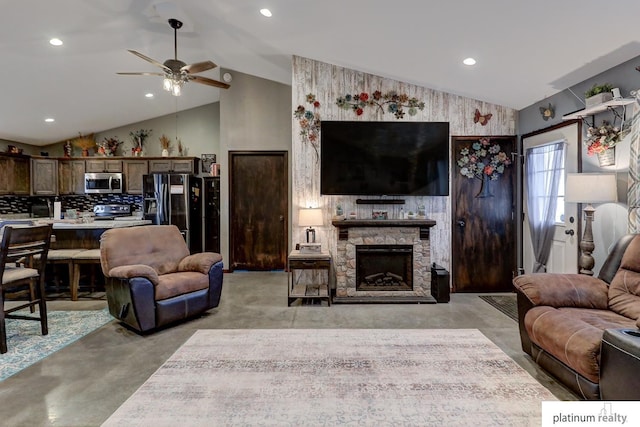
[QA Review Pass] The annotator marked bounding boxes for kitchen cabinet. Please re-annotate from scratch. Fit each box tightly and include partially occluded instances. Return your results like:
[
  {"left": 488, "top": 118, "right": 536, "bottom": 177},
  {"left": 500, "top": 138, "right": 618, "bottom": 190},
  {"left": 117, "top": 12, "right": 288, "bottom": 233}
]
[
  {"left": 85, "top": 159, "right": 123, "bottom": 173},
  {"left": 123, "top": 159, "right": 148, "bottom": 194},
  {"left": 148, "top": 157, "right": 197, "bottom": 174},
  {"left": 58, "top": 159, "right": 86, "bottom": 195},
  {"left": 0, "top": 153, "right": 30, "bottom": 195},
  {"left": 31, "top": 157, "right": 58, "bottom": 195}
]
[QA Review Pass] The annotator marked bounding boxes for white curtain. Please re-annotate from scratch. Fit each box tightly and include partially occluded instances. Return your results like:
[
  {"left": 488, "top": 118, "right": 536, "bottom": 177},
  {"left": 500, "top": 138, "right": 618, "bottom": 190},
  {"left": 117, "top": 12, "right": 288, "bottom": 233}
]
[{"left": 526, "top": 141, "right": 565, "bottom": 273}]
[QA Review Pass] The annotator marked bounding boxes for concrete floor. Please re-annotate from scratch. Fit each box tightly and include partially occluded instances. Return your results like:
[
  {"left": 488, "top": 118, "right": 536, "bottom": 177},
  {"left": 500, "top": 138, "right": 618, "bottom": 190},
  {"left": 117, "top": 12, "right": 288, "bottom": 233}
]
[{"left": 0, "top": 272, "right": 577, "bottom": 426}]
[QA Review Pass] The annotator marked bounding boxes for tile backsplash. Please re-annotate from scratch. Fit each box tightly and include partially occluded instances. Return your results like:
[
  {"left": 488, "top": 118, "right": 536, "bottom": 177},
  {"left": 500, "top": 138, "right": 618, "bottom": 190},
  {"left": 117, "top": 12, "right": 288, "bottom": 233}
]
[{"left": 0, "top": 194, "right": 143, "bottom": 216}]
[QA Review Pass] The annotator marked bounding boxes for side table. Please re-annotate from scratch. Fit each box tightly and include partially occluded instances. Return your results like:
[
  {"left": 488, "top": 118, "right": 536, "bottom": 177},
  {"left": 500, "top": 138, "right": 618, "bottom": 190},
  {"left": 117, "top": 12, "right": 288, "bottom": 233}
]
[{"left": 288, "top": 250, "right": 331, "bottom": 306}]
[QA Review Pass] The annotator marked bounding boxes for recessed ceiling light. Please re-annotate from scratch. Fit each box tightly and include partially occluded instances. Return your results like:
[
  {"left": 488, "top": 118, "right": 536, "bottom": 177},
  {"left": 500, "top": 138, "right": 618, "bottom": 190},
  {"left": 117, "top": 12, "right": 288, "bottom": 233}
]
[
  {"left": 145, "top": 93, "right": 154, "bottom": 98},
  {"left": 463, "top": 57, "right": 476, "bottom": 66},
  {"left": 49, "top": 38, "right": 63, "bottom": 46},
  {"left": 260, "top": 8, "right": 272, "bottom": 17},
  {"left": 44, "top": 118, "right": 55, "bottom": 123}
]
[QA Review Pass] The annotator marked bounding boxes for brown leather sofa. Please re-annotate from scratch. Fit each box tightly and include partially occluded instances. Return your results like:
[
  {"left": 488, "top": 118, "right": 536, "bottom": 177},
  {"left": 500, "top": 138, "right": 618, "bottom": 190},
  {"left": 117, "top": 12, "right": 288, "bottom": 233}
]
[
  {"left": 100, "top": 225, "right": 224, "bottom": 333},
  {"left": 513, "top": 234, "right": 640, "bottom": 400}
]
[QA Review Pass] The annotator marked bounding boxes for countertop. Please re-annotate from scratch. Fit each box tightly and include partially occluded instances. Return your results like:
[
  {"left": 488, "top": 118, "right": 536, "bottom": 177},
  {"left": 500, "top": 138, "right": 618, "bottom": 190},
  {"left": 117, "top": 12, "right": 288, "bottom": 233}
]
[
  {"left": 0, "top": 217, "right": 151, "bottom": 229},
  {"left": 38, "top": 219, "right": 152, "bottom": 229}
]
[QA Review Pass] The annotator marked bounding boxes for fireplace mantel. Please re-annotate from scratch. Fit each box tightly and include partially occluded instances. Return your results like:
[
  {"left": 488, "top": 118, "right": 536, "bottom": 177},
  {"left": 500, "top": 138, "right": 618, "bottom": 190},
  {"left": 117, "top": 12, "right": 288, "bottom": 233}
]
[{"left": 331, "top": 219, "right": 437, "bottom": 240}]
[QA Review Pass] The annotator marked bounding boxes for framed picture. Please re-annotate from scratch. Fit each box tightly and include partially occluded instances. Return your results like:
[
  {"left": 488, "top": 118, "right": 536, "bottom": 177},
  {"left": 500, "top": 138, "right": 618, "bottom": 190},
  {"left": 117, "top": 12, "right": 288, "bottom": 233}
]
[{"left": 201, "top": 154, "right": 216, "bottom": 174}]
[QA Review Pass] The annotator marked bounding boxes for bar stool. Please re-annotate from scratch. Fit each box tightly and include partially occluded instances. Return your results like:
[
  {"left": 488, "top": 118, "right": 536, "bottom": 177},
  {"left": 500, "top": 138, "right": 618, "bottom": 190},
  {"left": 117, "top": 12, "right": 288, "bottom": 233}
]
[
  {"left": 45, "top": 249, "right": 87, "bottom": 295},
  {"left": 71, "top": 249, "right": 102, "bottom": 301}
]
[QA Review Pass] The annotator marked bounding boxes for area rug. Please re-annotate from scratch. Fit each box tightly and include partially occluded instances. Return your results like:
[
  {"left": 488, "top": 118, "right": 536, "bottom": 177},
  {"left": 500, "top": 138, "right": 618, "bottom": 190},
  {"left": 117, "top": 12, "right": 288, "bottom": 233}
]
[
  {"left": 0, "top": 309, "right": 113, "bottom": 381},
  {"left": 103, "top": 329, "right": 556, "bottom": 426},
  {"left": 479, "top": 294, "right": 518, "bottom": 321}
]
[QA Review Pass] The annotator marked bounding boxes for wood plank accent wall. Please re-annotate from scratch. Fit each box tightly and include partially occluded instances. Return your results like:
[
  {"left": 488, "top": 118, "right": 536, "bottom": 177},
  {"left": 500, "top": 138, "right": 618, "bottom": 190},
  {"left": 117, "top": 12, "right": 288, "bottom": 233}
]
[{"left": 292, "top": 55, "right": 516, "bottom": 271}]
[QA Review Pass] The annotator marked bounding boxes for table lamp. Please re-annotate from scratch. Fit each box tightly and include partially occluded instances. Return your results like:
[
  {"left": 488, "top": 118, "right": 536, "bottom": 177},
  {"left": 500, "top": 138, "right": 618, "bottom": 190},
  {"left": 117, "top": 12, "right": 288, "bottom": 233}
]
[
  {"left": 298, "top": 208, "right": 323, "bottom": 243},
  {"left": 565, "top": 173, "right": 617, "bottom": 275}
]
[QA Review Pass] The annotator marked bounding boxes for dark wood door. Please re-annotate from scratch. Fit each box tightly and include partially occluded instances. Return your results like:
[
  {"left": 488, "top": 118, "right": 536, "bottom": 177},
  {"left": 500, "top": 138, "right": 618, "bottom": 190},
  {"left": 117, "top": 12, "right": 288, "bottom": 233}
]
[
  {"left": 451, "top": 136, "right": 516, "bottom": 292},
  {"left": 229, "top": 151, "right": 288, "bottom": 271}
]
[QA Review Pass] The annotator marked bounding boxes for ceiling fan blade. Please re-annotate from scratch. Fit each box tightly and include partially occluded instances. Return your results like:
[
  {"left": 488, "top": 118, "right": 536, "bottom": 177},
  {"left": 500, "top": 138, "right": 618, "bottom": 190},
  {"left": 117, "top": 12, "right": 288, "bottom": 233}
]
[
  {"left": 127, "top": 50, "right": 171, "bottom": 72},
  {"left": 190, "top": 75, "right": 230, "bottom": 89},
  {"left": 181, "top": 60, "right": 217, "bottom": 74},
  {"left": 117, "top": 72, "right": 165, "bottom": 76}
]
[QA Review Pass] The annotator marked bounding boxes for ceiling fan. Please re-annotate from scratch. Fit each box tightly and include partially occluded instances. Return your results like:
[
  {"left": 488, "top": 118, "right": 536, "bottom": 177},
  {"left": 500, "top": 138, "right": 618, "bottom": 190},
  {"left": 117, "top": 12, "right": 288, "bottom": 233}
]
[{"left": 118, "top": 18, "right": 229, "bottom": 96}]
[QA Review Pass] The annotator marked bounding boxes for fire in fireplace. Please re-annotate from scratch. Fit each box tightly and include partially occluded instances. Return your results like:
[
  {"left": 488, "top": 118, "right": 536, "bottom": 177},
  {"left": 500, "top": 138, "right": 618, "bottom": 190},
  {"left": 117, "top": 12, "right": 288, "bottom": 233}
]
[{"left": 356, "top": 245, "right": 413, "bottom": 292}]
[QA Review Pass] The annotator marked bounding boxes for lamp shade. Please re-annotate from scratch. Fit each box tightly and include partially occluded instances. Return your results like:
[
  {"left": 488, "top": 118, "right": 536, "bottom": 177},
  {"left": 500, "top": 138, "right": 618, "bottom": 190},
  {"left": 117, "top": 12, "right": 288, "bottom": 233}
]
[
  {"left": 565, "top": 173, "right": 617, "bottom": 204},
  {"left": 298, "top": 208, "right": 323, "bottom": 227}
]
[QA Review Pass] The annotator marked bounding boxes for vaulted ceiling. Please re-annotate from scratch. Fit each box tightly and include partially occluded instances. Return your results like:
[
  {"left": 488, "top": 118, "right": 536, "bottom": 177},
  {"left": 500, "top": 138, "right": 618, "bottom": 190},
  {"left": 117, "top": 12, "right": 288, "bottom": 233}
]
[{"left": 3, "top": 0, "right": 640, "bottom": 145}]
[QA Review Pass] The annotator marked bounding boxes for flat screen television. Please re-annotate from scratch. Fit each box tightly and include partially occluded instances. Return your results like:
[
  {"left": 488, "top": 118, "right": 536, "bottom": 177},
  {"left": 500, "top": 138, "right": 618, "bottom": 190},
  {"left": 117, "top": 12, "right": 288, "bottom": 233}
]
[{"left": 320, "top": 121, "right": 450, "bottom": 196}]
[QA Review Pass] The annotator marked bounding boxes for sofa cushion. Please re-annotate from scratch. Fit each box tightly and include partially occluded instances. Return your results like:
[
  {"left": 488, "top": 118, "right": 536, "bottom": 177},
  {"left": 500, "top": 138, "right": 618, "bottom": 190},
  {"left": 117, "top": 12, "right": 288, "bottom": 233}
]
[
  {"left": 608, "top": 268, "right": 640, "bottom": 322},
  {"left": 513, "top": 273, "right": 608, "bottom": 309},
  {"left": 525, "top": 306, "right": 636, "bottom": 383},
  {"left": 155, "top": 271, "right": 210, "bottom": 301}
]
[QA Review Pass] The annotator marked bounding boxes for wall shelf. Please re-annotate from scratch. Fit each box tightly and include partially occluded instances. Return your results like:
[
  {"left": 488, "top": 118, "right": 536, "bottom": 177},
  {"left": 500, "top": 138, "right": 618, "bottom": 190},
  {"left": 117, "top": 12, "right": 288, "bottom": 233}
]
[{"left": 562, "top": 98, "right": 635, "bottom": 121}]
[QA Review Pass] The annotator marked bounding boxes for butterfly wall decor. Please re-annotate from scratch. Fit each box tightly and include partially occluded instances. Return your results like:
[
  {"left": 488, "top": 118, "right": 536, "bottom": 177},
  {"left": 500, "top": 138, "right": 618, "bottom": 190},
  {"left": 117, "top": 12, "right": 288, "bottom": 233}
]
[
  {"left": 539, "top": 103, "right": 555, "bottom": 121},
  {"left": 473, "top": 109, "right": 492, "bottom": 126}
]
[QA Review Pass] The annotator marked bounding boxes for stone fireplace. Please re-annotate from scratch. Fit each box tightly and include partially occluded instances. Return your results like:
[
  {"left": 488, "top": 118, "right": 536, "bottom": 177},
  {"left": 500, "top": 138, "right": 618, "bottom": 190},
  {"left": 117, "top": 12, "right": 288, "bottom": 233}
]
[{"left": 332, "top": 219, "right": 436, "bottom": 303}]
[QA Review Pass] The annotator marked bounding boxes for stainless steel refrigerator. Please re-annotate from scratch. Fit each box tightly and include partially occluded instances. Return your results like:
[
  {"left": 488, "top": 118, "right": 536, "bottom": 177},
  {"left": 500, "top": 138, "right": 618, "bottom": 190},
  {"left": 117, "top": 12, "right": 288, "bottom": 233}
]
[{"left": 142, "top": 173, "right": 202, "bottom": 253}]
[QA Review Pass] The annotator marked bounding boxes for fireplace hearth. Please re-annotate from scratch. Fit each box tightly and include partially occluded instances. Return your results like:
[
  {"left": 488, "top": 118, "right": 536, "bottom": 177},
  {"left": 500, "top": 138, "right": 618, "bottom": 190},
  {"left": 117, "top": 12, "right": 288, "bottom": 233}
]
[{"left": 357, "top": 245, "right": 412, "bottom": 292}]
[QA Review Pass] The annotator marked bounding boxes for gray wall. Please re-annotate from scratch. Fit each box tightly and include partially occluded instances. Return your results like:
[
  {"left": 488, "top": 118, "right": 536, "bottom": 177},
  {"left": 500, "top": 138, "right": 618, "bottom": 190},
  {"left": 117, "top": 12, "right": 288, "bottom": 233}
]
[
  {"left": 219, "top": 69, "right": 293, "bottom": 264},
  {"left": 94, "top": 102, "right": 220, "bottom": 163},
  {"left": 518, "top": 54, "right": 640, "bottom": 275}
]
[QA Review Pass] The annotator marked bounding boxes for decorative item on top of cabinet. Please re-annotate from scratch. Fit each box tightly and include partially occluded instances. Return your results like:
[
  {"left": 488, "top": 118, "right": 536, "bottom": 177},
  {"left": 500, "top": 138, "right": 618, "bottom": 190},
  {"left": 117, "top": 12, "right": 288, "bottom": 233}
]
[
  {"left": 85, "top": 159, "right": 123, "bottom": 173},
  {"left": 58, "top": 159, "right": 86, "bottom": 195},
  {"left": 159, "top": 134, "right": 171, "bottom": 157},
  {"left": 130, "top": 129, "right": 151, "bottom": 157},
  {"left": 123, "top": 159, "right": 149, "bottom": 194},
  {"left": 30, "top": 157, "right": 58, "bottom": 196},
  {"left": 98, "top": 137, "right": 124, "bottom": 156},
  {"left": 0, "top": 153, "right": 30, "bottom": 195},
  {"left": 148, "top": 157, "right": 198, "bottom": 174},
  {"left": 72, "top": 133, "right": 96, "bottom": 157}
]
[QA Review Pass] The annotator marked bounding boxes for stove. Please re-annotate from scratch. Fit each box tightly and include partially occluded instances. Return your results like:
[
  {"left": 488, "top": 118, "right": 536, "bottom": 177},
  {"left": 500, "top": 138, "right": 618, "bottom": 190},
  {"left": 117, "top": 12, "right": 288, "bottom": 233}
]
[{"left": 93, "top": 204, "right": 132, "bottom": 220}]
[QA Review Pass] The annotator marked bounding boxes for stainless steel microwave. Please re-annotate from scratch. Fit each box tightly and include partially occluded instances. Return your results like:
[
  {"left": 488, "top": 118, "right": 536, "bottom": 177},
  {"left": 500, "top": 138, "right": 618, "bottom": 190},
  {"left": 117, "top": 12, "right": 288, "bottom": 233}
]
[{"left": 84, "top": 172, "right": 123, "bottom": 194}]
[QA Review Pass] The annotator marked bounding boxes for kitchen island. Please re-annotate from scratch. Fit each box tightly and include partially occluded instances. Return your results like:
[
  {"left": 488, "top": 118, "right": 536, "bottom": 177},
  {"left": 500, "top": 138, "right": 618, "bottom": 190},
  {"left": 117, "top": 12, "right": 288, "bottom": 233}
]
[
  {"left": 33, "top": 219, "right": 152, "bottom": 249},
  {"left": 2, "top": 217, "right": 152, "bottom": 248}
]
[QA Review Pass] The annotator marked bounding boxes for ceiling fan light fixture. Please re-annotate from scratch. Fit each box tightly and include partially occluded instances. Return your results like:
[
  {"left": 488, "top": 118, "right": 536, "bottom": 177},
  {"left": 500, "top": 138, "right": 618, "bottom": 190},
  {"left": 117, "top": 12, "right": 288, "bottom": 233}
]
[
  {"left": 163, "top": 76, "right": 173, "bottom": 92},
  {"left": 119, "top": 18, "right": 229, "bottom": 92},
  {"left": 171, "top": 82, "right": 182, "bottom": 96}
]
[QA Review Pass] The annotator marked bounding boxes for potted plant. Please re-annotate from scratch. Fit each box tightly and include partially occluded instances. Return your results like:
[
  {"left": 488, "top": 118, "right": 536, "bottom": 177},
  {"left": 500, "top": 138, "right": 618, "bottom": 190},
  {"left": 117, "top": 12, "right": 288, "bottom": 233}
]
[{"left": 585, "top": 83, "right": 614, "bottom": 108}]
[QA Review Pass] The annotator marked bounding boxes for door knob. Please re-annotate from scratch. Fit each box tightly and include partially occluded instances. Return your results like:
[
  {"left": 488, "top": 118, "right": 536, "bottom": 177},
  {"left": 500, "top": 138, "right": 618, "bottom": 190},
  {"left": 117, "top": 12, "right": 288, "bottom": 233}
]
[
  {"left": 565, "top": 229, "right": 575, "bottom": 236},
  {"left": 457, "top": 220, "right": 466, "bottom": 227}
]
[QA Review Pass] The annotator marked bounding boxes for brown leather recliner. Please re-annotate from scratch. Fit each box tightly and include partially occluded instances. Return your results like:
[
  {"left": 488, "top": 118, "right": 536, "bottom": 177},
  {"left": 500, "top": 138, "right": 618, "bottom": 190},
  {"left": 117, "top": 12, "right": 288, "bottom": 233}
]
[
  {"left": 513, "top": 234, "right": 640, "bottom": 400},
  {"left": 100, "top": 225, "right": 223, "bottom": 333}
]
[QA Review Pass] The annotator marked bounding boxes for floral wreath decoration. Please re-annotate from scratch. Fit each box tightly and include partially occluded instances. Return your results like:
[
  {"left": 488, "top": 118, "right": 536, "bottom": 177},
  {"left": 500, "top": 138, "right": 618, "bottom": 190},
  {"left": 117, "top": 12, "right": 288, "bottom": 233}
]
[
  {"left": 294, "top": 94, "right": 321, "bottom": 160},
  {"left": 457, "top": 137, "right": 512, "bottom": 181},
  {"left": 336, "top": 91, "right": 425, "bottom": 119},
  {"left": 584, "top": 120, "right": 628, "bottom": 156}
]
